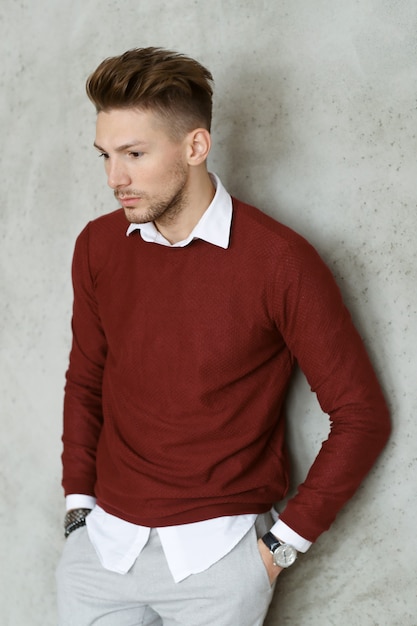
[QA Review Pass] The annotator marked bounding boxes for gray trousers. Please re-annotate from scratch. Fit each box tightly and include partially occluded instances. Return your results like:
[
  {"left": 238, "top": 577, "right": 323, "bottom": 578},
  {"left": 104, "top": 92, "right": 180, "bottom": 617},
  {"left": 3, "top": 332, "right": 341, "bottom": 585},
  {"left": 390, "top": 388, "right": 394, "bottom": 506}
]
[{"left": 56, "top": 514, "right": 275, "bottom": 626}]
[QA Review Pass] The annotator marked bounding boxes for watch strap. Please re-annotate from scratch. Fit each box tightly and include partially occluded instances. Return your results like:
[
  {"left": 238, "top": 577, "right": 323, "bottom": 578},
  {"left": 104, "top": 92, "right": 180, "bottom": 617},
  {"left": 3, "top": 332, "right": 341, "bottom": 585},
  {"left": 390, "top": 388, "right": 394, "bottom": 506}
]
[{"left": 261, "top": 531, "right": 282, "bottom": 554}]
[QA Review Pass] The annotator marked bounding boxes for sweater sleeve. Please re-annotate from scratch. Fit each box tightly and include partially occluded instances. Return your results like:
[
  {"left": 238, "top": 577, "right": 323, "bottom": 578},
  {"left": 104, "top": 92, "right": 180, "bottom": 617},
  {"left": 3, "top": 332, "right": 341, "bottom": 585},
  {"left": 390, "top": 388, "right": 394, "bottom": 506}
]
[
  {"left": 61, "top": 223, "right": 107, "bottom": 497},
  {"left": 271, "top": 235, "right": 391, "bottom": 542}
]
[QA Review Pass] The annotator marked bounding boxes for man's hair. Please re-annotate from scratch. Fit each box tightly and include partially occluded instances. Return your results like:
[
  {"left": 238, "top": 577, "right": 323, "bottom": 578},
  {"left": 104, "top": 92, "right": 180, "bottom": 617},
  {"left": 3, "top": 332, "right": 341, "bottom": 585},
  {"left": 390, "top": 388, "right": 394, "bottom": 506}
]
[{"left": 86, "top": 47, "right": 214, "bottom": 138}]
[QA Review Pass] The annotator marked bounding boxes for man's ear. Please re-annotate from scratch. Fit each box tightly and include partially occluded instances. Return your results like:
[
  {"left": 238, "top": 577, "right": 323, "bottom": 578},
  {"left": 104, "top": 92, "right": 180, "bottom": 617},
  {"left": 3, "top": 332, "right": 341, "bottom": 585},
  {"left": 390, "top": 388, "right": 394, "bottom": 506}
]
[{"left": 186, "top": 128, "right": 211, "bottom": 165}]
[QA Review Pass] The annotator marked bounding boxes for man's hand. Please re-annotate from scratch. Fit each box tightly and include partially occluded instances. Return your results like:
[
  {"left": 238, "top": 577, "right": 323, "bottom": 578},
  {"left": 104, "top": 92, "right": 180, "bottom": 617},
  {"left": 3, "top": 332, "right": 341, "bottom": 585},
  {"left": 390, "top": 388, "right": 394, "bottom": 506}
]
[{"left": 257, "top": 537, "right": 283, "bottom": 585}]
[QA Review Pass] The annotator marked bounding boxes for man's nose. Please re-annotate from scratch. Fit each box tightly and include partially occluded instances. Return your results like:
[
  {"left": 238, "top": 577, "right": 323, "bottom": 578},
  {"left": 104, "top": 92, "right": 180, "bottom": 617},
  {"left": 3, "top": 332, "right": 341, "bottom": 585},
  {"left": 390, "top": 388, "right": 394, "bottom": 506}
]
[{"left": 107, "top": 161, "right": 131, "bottom": 189}]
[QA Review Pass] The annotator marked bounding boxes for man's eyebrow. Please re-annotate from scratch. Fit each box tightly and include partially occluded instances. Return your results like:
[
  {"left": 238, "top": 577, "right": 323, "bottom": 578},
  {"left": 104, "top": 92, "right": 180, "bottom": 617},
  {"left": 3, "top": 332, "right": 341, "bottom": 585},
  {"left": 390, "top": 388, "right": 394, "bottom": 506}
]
[{"left": 93, "top": 141, "right": 147, "bottom": 152}]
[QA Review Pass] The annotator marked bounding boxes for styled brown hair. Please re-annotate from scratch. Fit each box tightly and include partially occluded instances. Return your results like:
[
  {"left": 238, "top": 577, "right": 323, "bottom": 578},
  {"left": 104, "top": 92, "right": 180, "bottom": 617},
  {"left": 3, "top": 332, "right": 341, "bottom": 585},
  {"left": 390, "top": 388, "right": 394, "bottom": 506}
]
[{"left": 86, "top": 47, "right": 213, "bottom": 138}]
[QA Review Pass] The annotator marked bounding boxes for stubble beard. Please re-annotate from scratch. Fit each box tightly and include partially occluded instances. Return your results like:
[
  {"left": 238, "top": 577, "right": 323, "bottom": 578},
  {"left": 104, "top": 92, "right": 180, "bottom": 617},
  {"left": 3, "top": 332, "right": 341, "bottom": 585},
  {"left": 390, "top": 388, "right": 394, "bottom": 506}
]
[{"left": 116, "top": 164, "right": 189, "bottom": 226}]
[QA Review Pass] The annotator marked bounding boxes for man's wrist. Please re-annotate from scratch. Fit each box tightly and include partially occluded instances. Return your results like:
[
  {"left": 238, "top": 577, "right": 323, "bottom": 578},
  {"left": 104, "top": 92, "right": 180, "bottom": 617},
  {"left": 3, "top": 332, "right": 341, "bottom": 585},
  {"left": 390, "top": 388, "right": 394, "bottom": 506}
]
[
  {"left": 257, "top": 537, "right": 283, "bottom": 584},
  {"left": 261, "top": 531, "right": 298, "bottom": 568},
  {"left": 64, "top": 508, "right": 92, "bottom": 538}
]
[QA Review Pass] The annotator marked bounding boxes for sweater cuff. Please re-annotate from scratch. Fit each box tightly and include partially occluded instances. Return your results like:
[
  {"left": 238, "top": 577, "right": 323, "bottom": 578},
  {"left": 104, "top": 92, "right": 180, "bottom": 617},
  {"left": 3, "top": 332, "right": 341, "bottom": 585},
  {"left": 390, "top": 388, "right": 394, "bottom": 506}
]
[
  {"left": 66, "top": 494, "right": 97, "bottom": 512},
  {"left": 270, "top": 517, "right": 312, "bottom": 553}
]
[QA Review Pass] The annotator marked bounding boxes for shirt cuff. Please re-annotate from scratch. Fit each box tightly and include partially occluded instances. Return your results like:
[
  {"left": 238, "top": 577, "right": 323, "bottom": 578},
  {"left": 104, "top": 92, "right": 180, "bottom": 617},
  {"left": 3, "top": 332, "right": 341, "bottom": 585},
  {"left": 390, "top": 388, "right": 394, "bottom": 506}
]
[
  {"left": 66, "top": 494, "right": 97, "bottom": 512},
  {"left": 269, "top": 515, "right": 312, "bottom": 553}
]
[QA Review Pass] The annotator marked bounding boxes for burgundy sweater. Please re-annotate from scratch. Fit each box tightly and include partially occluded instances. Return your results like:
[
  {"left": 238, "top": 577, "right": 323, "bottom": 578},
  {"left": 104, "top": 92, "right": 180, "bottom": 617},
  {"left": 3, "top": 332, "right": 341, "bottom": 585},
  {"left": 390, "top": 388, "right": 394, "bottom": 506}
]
[{"left": 62, "top": 199, "right": 390, "bottom": 542}]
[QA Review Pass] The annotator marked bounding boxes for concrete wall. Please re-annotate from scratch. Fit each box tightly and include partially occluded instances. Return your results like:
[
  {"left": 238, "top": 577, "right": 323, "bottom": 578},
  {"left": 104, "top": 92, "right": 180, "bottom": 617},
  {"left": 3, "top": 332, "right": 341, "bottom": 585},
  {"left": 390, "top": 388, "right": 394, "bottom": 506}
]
[{"left": 1, "top": 0, "right": 416, "bottom": 623}]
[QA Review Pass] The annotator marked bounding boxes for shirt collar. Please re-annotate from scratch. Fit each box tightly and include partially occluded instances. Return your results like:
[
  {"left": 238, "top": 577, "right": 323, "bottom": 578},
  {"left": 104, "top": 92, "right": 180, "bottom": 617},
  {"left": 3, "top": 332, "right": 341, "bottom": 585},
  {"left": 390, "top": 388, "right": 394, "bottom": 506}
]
[{"left": 126, "top": 173, "right": 232, "bottom": 249}]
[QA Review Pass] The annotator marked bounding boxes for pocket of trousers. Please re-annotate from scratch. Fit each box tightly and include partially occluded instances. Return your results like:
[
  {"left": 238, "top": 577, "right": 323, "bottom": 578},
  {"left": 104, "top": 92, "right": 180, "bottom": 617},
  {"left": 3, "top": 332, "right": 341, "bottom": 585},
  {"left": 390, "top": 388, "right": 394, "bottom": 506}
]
[{"left": 247, "top": 524, "right": 275, "bottom": 592}]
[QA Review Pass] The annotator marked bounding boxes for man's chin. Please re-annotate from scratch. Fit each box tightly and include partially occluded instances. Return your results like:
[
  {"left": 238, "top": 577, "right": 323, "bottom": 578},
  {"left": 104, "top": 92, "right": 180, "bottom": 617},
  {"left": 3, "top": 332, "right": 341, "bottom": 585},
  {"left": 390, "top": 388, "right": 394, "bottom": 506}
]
[{"left": 123, "top": 207, "right": 151, "bottom": 224}]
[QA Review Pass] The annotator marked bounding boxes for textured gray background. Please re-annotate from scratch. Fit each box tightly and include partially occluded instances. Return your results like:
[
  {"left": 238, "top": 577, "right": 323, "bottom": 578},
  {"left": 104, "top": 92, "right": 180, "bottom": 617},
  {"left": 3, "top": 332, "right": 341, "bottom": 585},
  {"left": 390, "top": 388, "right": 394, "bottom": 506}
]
[{"left": 1, "top": 0, "right": 416, "bottom": 624}]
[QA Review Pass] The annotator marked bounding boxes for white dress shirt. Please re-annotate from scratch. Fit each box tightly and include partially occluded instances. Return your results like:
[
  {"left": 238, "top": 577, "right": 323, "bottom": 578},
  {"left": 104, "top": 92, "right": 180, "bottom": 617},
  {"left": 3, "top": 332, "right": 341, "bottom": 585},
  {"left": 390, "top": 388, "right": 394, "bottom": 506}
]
[{"left": 67, "top": 174, "right": 311, "bottom": 583}]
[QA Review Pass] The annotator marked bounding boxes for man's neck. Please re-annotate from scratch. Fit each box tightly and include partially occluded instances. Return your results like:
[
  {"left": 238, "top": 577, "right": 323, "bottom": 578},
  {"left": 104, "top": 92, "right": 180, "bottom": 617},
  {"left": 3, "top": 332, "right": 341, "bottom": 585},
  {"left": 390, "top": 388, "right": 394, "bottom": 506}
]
[{"left": 154, "top": 170, "right": 215, "bottom": 244}]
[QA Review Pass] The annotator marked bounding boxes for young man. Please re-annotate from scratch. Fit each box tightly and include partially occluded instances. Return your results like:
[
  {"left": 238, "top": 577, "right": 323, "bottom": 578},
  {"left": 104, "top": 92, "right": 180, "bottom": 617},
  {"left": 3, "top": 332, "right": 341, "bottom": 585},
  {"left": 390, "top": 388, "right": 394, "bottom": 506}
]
[{"left": 57, "top": 47, "right": 390, "bottom": 626}]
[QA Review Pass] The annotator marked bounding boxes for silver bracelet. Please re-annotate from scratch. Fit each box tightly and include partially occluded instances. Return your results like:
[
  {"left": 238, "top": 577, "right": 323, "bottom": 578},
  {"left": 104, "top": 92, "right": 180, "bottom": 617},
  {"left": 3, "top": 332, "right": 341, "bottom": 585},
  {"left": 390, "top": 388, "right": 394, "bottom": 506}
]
[{"left": 64, "top": 508, "right": 92, "bottom": 538}]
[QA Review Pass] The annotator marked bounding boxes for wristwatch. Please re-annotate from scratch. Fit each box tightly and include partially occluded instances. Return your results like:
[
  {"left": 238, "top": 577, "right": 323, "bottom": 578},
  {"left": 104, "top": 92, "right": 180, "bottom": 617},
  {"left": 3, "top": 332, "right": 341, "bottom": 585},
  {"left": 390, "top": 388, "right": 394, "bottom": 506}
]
[{"left": 261, "top": 531, "right": 298, "bottom": 568}]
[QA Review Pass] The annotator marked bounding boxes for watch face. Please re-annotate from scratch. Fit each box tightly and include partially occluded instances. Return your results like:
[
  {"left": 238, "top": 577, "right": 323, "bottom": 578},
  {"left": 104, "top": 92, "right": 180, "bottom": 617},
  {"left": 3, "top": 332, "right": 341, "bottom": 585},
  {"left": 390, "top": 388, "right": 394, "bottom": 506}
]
[{"left": 273, "top": 543, "right": 297, "bottom": 568}]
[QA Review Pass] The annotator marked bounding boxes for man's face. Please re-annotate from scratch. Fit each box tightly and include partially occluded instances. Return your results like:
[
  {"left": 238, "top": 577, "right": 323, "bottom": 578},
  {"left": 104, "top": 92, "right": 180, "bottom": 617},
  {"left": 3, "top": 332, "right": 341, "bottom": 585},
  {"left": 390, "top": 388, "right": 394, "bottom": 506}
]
[{"left": 94, "top": 108, "right": 190, "bottom": 224}]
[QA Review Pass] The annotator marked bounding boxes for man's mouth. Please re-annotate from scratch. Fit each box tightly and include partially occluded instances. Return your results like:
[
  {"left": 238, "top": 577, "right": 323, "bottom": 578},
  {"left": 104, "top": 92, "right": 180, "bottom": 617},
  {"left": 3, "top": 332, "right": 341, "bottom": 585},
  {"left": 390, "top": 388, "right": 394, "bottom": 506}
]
[
  {"left": 119, "top": 197, "right": 141, "bottom": 207},
  {"left": 115, "top": 192, "right": 142, "bottom": 207}
]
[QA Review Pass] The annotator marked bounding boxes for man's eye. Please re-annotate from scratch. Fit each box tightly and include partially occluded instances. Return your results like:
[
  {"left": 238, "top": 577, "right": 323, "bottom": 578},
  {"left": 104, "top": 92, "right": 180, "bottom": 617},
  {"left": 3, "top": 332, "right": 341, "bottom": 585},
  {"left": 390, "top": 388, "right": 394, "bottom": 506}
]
[
  {"left": 98, "top": 152, "right": 109, "bottom": 159},
  {"left": 129, "top": 151, "right": 143, "bottom": 158}
]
